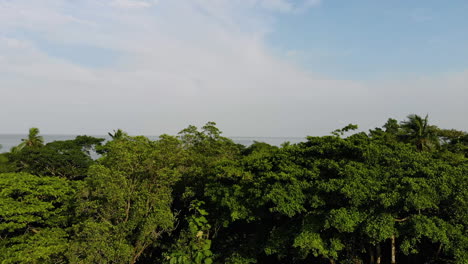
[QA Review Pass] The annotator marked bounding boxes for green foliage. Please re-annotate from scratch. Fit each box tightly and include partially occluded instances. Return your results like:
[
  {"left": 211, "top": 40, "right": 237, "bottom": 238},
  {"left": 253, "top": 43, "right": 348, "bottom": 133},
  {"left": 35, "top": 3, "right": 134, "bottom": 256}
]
[
  {"left": 0, "top": 117, "right": 466, "bottom": 264},
  {"left": 163, "top": 201, "right": 214, "bottom": 264},
  {"left": 0, "top": 153, "right": 15, "bottom": 173},
  {"left": 108, "top": 129, "right": 127, "bottom": 140},
  {"left": 332, "top": 123, "right": 359, "bottom": 137},
  {"left": 0, "top": 173, "right": 74, "bottom": 263},
  {"left": 399, "top": 114, "right": 440, "bottom": 151},
  {"left": 325, "top": 208, "right": 363, "bottom": 233},
  {"left": 8, "top": 135, "right": 104, "bottom": 179},
  {"left": 69, "top": 134, "right": 180, "bottom": 263},
  {"left": 294, "top": 231, "right": 344, "bottom": 260},
  {"left": 67, "top": 220, "right": 133, "bottom": 264},
  {"left": 1, "top": 228, "right": 69, "bottom": 264},
  {"left": 11, "top": 128, "right": 44, "bottom": 153}
]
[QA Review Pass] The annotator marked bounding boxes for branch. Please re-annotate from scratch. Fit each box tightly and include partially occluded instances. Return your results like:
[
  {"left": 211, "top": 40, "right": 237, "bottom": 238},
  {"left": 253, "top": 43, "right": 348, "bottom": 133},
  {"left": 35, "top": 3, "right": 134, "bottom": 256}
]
[{"left": 394, "top": 217, "right": 409, "bottom": 222}]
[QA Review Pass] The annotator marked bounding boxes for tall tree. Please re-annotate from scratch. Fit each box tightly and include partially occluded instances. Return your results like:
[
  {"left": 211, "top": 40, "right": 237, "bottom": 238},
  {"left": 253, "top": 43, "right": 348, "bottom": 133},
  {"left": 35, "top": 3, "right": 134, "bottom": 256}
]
[
  {"left": 11, "top": 128, "right": 44, "bottom": 153},
  {"left": 22, "top": 127, "right": 44, "bottom": 148},
  {"left": 399, "top": 114, "right": 439, "bottom": 151},
  {"left": 69, "top": 135, "right": 182, "bottom": 263},
  {"left": 108, "top": 129, "right": 126, "bottom": 140}
]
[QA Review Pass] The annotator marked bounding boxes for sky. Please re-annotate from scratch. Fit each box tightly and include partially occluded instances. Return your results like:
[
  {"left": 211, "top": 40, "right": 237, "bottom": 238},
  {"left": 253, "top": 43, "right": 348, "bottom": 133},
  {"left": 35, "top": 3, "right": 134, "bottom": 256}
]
[{"left": 0, "top": 0, "right": 467, "bottom": 137}]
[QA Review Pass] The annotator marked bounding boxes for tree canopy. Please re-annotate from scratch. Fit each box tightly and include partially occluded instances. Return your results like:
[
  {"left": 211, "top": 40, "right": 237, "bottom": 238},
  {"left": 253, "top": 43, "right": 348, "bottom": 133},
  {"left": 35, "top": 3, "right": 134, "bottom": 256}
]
[{"left": 0, "top": 116, "right": 466, "bottom": 264}]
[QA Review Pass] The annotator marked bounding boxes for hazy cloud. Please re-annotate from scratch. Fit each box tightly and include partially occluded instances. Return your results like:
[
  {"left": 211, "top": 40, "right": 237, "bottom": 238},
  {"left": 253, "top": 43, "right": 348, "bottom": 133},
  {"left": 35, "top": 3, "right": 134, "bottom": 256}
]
[
  {"left": 0, "top": 0, "right": 466, "bottom": 136},
  {"left": 110, "top": 0, "right": 159, "bottom": 9}
]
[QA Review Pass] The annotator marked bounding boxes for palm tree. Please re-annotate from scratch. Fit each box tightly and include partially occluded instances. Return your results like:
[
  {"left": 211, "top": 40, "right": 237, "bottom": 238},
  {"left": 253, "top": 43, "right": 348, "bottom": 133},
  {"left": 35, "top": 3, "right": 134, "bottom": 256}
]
[
  {"left": 23, "top": 127, "right": 44, "bottom": 147},
  {"left": 12, "top": 128, "right": 44, "bottom": 153},
  {"left": 108, "top": 129, "right": 127, "bottom": 140},
  {"left": 399, "top": 114, "right": 439, "bottom": 151}
]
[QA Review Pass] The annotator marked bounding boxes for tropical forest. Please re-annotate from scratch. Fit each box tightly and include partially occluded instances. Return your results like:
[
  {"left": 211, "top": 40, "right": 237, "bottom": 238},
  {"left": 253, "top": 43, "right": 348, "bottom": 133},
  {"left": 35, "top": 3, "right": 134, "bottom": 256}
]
[{"left": 0, "top": 114, "right": 466, "bottom": 264}]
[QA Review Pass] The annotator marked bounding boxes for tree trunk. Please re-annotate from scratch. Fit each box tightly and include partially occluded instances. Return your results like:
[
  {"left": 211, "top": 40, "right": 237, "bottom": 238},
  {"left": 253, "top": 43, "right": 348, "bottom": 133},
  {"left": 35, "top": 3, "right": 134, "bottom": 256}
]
[
  {"left": 376, "top": 244, "right": 381, "bottom": 264},
  {"left": 329, "top": 259, "right": 336, "bottom": 264},
  {"left": 434, "top": 243, "right": 443, "bottom": 260},
  {"left": 391, "top": 234, "right": 396, "bottom": 264},
  {"left": 353, "top": 257, "right": 362, "bottom": 264},
  {"left": 369, "top": 246, "right": 375, "bottom": 264}
]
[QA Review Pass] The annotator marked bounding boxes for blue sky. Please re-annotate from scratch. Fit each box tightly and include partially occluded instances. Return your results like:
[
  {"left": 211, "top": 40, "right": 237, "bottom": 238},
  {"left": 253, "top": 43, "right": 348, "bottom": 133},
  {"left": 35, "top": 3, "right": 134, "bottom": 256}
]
[
  {"left": 0, "top": 0, "right": 467, "bottom": 136},
  {"left": 10, "top": 0, "right": 468, "bottom": 76},
  {"left": 268, "top": 0, "right": 468, "bottom": 79}
]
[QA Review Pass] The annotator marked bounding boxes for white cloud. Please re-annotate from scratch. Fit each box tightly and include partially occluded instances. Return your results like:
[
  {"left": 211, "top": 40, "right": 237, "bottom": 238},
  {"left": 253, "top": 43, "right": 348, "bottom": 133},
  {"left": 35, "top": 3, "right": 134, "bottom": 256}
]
[
  {"left": 0, "top": 0, "right": 466, "bottom": 136},
  {"left": 259, "top": 0, "right": 294, "bottom": 12},
  {"left": 260, "top": 0, "right": 321, "bottom": 13},
  {"left": 110, "top": 0, "right": 158, "bottom": 9}
]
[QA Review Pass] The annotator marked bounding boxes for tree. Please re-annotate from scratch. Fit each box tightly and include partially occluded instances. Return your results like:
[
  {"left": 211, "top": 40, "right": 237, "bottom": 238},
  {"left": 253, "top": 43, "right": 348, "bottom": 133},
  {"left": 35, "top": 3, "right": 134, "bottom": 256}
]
[
  {"left": 108, "top": 129, "right": 126, "bottom": 140},
  {"left": 12, "top": 128, "right": 44, "bottom": 153},
  {"left": 0, "top": 173, "right": 74, "bottom": 263},
  {"left": 0, "top": 119, "right": 466, "bottom": 264},
  {"left": 399, "top": 114, "right": 439, "bottom": 151},
  {"left": 8, "top": 136, "right": 104, "bottom": 180},
  {"left": 383, "top": 118, "right": 400, "bottom": 135},
  {"left": 175, "top": 122, "right": 242, "bottom": 204},
  {"left": 69, "top": 135, "right": 182, "bottom": 264},
  {"left": 0, "top": 153, "right": 15, "bottom": 173},
  {"left": 437, "top": 129, "right": 468, "bottom": 159}
]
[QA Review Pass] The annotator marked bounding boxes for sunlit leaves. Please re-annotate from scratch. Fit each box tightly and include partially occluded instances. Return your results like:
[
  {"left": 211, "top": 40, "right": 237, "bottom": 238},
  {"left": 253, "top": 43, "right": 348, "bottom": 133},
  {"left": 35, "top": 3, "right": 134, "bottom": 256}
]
[{"left": 0, "top": 173, "right": 73, "bottom": 263}]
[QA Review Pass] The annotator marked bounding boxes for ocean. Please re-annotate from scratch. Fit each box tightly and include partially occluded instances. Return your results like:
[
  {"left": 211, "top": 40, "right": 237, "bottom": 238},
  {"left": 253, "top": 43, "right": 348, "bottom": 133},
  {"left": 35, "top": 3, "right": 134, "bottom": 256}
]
[{"left": 0, "top": 134, "right": 305, "bottom": 153}]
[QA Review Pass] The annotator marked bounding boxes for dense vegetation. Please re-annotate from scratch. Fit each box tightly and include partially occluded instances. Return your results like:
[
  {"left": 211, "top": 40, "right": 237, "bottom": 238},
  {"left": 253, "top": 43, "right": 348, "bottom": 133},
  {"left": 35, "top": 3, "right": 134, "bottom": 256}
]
[{"left": 0, "top": 115, "right": 466, "bottom": 264}]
